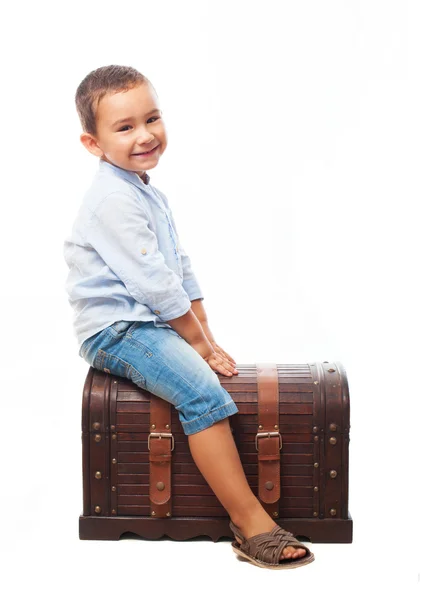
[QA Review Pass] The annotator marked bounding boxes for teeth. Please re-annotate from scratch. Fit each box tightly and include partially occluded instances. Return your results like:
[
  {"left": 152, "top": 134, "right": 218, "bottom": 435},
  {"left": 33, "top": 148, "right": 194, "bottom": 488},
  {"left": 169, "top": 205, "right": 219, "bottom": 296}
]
[{"left": 133, "top": 146, "right": 157, "bottom": 157}]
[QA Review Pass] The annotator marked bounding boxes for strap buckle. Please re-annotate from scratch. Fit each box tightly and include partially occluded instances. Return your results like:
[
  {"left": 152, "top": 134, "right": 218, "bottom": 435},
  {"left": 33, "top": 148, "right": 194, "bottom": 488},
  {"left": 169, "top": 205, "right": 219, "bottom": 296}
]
[
  {"left": 148, "top": 432, "right": 175, "bottom": 451},
  {"left": 255, "top": 431, "right": 282, "bottom": 451}
]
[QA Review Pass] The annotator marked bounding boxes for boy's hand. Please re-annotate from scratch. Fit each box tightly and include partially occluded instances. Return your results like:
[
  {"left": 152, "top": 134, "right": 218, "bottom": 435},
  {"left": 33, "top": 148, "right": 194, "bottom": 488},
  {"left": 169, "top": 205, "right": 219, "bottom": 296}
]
[
  {"left": 204, "top": 350, "right": 238, "bottom": 377},
  {"left": 210, "top": 341, "right": 238, "bottom": 374},
  {"left": 190, "top": 339, "right": 238, "bottom": 377}
]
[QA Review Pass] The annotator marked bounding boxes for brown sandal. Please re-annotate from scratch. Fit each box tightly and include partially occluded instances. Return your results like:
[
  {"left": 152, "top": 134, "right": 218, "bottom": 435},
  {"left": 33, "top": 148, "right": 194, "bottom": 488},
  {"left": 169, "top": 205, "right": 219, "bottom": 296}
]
[{"left": 229, "top": 520, "right": 315, "bottom": 569}]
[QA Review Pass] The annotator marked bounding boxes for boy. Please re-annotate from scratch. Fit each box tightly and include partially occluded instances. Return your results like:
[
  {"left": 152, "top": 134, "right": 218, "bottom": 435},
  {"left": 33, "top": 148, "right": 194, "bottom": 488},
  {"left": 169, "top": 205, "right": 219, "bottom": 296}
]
[{"left": 63, "top": 64, "right": 313, "bottom": 568}]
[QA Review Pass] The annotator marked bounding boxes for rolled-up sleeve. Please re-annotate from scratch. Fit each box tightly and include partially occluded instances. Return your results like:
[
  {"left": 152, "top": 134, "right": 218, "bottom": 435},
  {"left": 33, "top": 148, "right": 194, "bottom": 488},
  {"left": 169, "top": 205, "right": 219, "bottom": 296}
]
[
  {"left": 85, "top": 191, "right": 191, "bottom": 321},
  {"left": 159, "top": 193, "right": 204, "bottom": 302}
]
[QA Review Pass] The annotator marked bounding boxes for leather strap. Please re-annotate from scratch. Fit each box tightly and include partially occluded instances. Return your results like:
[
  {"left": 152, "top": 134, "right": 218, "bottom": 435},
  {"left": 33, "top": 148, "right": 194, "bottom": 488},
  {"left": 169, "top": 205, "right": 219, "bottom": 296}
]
[
  {"left": 256, "top": 363, "right": 281, "bottom": 517},
  {"left": 149, "top": 395, "right": 174, "bottom": 518}
]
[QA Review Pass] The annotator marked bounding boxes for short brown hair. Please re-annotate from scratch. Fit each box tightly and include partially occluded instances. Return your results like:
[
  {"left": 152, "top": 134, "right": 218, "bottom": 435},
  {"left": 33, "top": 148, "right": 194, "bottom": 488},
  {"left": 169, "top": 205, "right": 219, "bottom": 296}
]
[{"left": 75, "top": 65, "right": 155, "bottom": 135}]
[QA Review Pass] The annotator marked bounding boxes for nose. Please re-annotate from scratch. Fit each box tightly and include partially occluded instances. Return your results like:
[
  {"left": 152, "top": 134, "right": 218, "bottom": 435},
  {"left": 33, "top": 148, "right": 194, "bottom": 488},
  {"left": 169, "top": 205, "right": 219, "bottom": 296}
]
[{"left": 135, "top": 127, "right": 155, "bottom": 145}]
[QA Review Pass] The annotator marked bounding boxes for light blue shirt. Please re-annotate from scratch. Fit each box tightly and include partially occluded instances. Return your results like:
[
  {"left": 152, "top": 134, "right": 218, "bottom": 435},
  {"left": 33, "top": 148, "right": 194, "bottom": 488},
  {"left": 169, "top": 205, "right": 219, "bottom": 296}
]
[{"left": 63, "top": 158, "right": 204, "bottom": 353}]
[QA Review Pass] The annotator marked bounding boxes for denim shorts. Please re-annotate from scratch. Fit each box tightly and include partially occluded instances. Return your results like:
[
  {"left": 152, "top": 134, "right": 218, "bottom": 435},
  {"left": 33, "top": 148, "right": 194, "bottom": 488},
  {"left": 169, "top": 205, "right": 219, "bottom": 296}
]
[{"left": 79, "top": 320, "right": 239, "bottom": 435}]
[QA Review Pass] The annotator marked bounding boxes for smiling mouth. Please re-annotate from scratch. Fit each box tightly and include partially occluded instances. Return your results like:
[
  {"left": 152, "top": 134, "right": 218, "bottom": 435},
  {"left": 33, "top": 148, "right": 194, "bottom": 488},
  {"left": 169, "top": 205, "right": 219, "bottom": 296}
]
[{"left": 132, "top": 145, "right": 159, "bottom": 156}]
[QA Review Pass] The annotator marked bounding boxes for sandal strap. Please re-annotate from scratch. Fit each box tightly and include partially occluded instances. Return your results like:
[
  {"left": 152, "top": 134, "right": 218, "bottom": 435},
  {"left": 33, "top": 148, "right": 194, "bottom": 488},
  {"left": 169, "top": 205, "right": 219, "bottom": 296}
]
[
  {"left": 229, "top": 520, "right": 244, "bottom": 540},
  {"left": 230, "top": 521, "right": 298, "bottom": 544},
  {"left": 243, "top": 525, "right": 310, "bottom": 566}
]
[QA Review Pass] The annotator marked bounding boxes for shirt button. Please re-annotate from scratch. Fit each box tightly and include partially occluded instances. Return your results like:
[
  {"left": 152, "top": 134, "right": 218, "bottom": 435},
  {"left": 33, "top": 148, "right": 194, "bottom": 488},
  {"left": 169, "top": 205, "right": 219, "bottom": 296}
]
[
  {"left": 154, "top": 310, "right": 161, "bottom": 315},
  {"left": 141, "top": 248, "right": 147, "bottom": 254}
]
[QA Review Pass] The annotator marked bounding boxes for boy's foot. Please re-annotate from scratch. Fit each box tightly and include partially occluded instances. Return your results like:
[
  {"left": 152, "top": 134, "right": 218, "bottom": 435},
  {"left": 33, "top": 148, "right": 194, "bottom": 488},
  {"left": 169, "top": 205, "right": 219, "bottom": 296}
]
[
  {"left": 232, "top": 514, "right": 307, "bottom": 561},
  {"left": 234, "top": 532, "right": 306, "bottom": 560}
]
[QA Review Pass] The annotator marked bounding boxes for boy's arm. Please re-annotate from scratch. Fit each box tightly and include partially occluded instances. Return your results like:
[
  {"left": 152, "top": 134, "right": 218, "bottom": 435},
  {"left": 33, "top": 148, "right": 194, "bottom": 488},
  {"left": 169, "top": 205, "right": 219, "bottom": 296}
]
[
  {"left": 182, "top": 299, "right": 237, "bottom": 369},
  {"left": 166, "top": 309, "right": 237, "bottom": 375},
  {"left": 190, "top": 299, "right": 216, "bottom": 343},
  {"left": 164, "top": 299, "right": 214, "bottom": 346},
  {"left": 165, "top": 307, "right": 211, "bottom": 348}
]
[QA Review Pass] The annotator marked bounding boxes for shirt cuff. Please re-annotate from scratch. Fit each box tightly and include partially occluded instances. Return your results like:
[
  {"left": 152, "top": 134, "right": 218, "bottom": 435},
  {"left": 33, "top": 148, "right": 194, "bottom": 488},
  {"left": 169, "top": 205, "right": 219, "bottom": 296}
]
[
  {"left": 151, "top": 293, "right": 192, "bottom": 321},
  {"left": 182, "top": 278, "right": 204, "bottom": 302}
]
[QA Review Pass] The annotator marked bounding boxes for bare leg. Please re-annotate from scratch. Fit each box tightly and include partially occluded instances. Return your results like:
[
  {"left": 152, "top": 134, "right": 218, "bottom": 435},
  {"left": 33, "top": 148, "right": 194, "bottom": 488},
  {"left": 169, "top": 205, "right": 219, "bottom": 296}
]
[{"left": 187, "top": 417, "right": 306, "bottom": 560}]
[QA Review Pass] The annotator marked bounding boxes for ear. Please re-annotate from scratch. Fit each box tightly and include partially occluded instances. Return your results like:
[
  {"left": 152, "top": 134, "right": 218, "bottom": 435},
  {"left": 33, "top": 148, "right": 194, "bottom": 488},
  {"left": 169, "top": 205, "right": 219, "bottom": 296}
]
[{"left": 80, "top": 132, "right": 104, "bottom": 157}]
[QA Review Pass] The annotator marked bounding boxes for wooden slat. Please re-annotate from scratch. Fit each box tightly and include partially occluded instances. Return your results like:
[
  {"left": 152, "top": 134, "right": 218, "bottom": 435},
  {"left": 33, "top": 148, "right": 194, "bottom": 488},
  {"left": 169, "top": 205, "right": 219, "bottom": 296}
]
[
  {"left": 117, "top": 473, "right": 313, "bottom": 486},
  {"left": 117, "top": 432, "right": 315, "bottom": 445},
  {"left": 117, "top": 506, "right": 315, "bottom": 518},
  {"left": 119, "top": 484, "right": 314, "bottom": 498},
  {"left": 118, "top": 463, "right": 314, "bottom": 476},
  {"left": 117, "top": 441, "right": 314, "bottom": 454},
  {"left": 117, "top": 494, "right": 313, "bottom": 509}
]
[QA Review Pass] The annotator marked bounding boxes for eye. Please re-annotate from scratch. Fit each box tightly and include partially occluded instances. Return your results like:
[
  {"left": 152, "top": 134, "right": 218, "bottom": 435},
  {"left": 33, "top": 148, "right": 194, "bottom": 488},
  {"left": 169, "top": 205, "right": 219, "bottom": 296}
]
[{"left": 118, "top": 117, "right": 160, "bottom": 132}]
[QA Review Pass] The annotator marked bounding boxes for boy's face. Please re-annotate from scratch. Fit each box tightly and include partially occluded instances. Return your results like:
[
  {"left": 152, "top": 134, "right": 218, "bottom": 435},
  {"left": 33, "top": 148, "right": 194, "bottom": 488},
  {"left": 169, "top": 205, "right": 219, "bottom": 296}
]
[{"left": 80, "top": 82, "right": 167, "bottom": 179}]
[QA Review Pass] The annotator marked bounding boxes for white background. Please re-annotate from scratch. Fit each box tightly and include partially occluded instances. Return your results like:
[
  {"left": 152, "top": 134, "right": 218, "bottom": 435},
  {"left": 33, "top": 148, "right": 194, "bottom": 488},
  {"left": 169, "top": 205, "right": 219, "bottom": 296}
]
[{"left": 1, "top": 0, "right": 422, "bottom": 596}]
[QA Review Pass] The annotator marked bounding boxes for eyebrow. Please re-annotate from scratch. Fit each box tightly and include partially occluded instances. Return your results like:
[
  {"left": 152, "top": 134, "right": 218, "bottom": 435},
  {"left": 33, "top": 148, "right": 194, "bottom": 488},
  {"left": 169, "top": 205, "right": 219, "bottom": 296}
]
[{"left": 111, "top": 109, "right": 161, "bottom": 128}]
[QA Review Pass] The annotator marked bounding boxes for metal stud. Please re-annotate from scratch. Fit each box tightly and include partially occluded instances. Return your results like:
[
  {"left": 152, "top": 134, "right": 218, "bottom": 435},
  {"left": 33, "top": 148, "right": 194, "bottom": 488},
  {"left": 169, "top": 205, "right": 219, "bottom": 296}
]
[
  {"left": 273, "top": 511, "right": 278, "bottom": 517},
  {"left": 265, "top": 481, "right": 274, "bottom": 490},
  {"left": 313, "top": 512, "right": 318, "bottom": 517},
  {"left": 112, "top": 458, "right": 117, "bottom": 464},
  {"left": 274, "top": 424, "right": 278, "bottom": 430},
  {"left": 156, "top": 481, "right": 165, "bottom": 491},
  {"left": 314, "top": 436, "right": 319, "bottom": 441},
  {"left": 258, "top": 425, "right": 263, "bottom": 430},
  {"left": 329, "top": 423, "right": 337, "bottom": 431},
  {"left": 314, "top": 462, "right": 319, "bottom": 468},
  {"left": 328, "top": 368, "right": 335, "bottom": 373},
  {"left": 112, "top": 509, "right": 116, "bottom": 515},
  {"left": 112, "top": 434, "right": 117, "bottom": 440},
  {"left": 151, "top": 511, "right": 156, "bottom": 516},
  {"left": 165, "top": 424, "right": 170, "bottom": 429},
  {"left": 95, "top": 471, "right": 102, "bottom": 479},
  {"left": 330, "top": 470, "right": 337, "bottom": 478},
  {"left": 93, "top": 422, "right": 101, "bottom": 430},
  {"left": 313, "top": 426, "right": 318, "bottom": 433},
  {"left": 314, "top": 486, "right": 318, "bottom": 492},
  {"left": 94, "top": 506, "right": 101, "bottom": 514},
  {"left": 94, "top": 434, "right": 101, "bottom": 442},
  {"left": 166, "top": 512, "right": 171, "bottom": 517},
  {"left": 314, "top": 381, "right": 319, "bottom": 385},
  {"left": 151, "top": 424, "right": 156, "bottom": 430},
  {"left": 112, "top": 486, "right": 116, "bottom": 491},
  {"left": 330, "top": 508, "right": 337, "bottom": 516},
  {"left": 329, "top": 437, "right": 337, "bottom": 445},
  {"left": 111, "top": 425, "right": 115, "bottom": 431}
]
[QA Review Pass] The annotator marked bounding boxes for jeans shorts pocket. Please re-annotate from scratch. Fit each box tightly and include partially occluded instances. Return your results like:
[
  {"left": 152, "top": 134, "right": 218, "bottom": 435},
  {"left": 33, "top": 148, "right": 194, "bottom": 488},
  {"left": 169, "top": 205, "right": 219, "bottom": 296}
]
[
  {"left": 93, "top": 348, "right": 147, "bottom": 387},
  {"left": 93, "top": 348, "right": 130, "bottom": 377}
]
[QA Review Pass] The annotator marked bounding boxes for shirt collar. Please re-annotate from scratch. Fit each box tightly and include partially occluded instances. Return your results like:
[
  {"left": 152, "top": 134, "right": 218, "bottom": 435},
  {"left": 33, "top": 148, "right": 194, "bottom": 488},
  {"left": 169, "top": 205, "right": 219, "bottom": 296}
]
[{"left": 98, "top": 158, "right": 151, "bottom": 188}]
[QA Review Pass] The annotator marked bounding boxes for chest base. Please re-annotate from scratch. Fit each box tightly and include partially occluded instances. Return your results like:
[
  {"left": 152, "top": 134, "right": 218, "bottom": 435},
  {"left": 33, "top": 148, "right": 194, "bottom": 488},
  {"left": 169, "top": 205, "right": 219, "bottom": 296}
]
[{"left": 79, "top": 513, "right": 353, "bottom": 542}]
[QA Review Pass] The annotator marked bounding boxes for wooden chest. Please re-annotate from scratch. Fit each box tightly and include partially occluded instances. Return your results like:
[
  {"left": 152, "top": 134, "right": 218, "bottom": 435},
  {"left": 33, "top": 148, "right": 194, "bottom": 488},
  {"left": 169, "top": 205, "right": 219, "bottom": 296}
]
[{"left": 79, "top": 361, "right": 353, "bottom": 543}]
